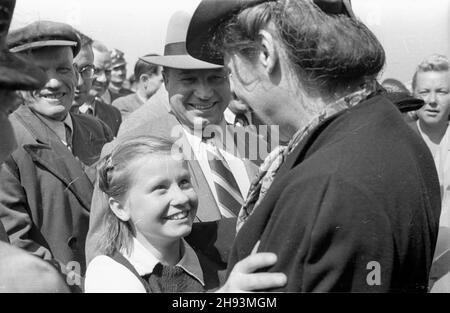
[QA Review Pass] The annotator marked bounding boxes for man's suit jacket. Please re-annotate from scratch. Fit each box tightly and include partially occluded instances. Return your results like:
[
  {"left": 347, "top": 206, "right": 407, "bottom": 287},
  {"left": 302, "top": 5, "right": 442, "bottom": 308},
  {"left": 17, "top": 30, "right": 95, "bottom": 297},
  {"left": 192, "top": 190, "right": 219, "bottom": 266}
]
[
  {"left": 228, "top": 95, "right": 441, "bottom": 292},
  {"left": 0, "top": 105, "right": 113, "bottom": 277},
  {"left": 93, "top": 98, "right": 122, "bottom": 137},
  {"left": 85, "top": 88, "right": 268, "bottom": 264},
  {"left": 74, "top": 98, "right": 122, "bottom": 137}
]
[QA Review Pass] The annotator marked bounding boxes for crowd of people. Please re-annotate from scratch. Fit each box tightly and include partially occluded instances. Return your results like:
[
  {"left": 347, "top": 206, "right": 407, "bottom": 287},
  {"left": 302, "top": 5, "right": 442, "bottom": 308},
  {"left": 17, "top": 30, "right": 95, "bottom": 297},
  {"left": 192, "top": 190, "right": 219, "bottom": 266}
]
[{"left": 0, "top": 0, "right": 449, "bottom": 293}]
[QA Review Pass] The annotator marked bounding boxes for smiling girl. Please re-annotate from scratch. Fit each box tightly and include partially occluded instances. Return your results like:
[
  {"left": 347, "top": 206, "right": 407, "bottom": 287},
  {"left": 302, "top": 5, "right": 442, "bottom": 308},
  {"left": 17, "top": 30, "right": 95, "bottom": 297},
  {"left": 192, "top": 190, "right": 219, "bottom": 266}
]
[{"left": 84, "top": 135, "right": 286, "bottom": 292}]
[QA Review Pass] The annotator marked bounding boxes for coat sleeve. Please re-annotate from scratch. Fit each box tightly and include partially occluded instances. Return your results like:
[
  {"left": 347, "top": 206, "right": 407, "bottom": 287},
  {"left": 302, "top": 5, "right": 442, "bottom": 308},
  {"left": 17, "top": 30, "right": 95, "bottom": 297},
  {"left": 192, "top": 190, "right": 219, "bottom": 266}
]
[
  {"left": 98, "top": 118, "right": 114, "bottom": 142},
  {"left": 0, "top": 241, "right": 70, "bottom": 292},
  {"left": 257, "top": 173, "right": 395, "bottom": 292},
  {"left": 0, "top": 157, "right": 54, "bottom": 263},
  {"left": 85, "top": 141, "right": 116, "bottom": 265}
]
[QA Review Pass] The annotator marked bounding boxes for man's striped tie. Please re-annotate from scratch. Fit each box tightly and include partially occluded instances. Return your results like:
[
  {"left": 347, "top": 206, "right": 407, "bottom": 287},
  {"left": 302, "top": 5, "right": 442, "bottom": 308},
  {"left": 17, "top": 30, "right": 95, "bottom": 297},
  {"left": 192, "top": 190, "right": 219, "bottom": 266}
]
[
  {"left": 205, "top": 141, "right": 244, "bottom": 217},
  {"left": 64, "top": 123, "right": 73, "bottom": 152}
]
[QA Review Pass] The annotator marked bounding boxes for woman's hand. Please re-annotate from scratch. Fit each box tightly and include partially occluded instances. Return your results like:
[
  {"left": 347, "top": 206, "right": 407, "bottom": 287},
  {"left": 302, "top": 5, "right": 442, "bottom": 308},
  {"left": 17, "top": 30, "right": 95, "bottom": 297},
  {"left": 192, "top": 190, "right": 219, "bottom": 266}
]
[{"left": 217, "top": 253, "right": 287, "bottom": 293}]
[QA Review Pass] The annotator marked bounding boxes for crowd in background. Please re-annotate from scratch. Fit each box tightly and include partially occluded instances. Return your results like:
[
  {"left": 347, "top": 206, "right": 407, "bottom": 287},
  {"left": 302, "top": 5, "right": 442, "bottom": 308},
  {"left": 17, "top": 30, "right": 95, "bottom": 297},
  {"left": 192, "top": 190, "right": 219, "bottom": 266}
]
[{"left": 0, "top": 0, "right": 449, "bottom": 293}]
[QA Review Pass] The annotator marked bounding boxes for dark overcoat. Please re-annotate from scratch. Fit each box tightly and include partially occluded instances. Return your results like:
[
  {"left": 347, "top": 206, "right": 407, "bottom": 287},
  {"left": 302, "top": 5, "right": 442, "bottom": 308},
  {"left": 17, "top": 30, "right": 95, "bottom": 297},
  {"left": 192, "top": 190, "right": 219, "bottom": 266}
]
[
  {"left": 0, "top": 105, "right": 113, "bottom": 276},
  {"left": 227, "top": 95, "right": 441, "bottom": 292}
]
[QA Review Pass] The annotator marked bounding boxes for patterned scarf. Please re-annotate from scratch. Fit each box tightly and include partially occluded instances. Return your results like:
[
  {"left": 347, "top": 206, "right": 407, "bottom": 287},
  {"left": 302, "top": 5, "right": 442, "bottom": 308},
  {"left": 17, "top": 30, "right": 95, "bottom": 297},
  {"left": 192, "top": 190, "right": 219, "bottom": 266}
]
[{"left": 236, "top": 81, "right": 377, "bottom": 232}]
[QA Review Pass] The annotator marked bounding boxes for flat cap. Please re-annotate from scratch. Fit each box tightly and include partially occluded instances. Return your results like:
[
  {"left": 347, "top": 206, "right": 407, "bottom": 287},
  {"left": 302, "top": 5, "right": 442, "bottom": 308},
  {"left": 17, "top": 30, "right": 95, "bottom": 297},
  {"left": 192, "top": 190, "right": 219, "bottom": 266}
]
[
  {"left": 7, "top": 20, "right": 81, "bottom": 57},
  {"left": 111, "top": 48, "right": 126, "bottom": 68}
]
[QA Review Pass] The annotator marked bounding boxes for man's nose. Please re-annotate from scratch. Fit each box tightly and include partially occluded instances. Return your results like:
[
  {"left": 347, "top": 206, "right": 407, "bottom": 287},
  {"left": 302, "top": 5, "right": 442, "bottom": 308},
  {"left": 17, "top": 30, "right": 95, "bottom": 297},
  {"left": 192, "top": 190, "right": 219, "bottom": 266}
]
[
  {"left": 426, "top": 93, "right": 438, "bottom": 105},
  {"left": 96, "top": 72, "right": 107, "bottom": 83},
  {"left": 45, "top": 72, "right": 63, "bottom": 89},
  {"left": 77, "top": 72, "right": 83, "bottom": 86},
  {"left": 194, "top": 81, "right": 214, "bottom": 100}
]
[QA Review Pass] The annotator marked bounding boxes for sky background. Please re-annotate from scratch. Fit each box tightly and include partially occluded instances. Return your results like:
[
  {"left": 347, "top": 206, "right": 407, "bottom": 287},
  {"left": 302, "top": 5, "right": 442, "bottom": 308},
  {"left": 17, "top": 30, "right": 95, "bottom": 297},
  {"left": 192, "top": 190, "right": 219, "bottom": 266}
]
[{"left": 10, "top": 0, "right": 450, "bottom": 88}]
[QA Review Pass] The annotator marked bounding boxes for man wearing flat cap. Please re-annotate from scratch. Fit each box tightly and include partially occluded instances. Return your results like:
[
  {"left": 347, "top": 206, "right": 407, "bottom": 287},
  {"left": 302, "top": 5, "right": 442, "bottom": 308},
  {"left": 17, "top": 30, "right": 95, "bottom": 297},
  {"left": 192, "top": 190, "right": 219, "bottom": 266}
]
[
  {"left": 0, "top": 19, "right": 113, "bottom": 290},
  {"left": 108, "top": 48, "right": 133, "bottom": 103},
  {"left": 0, "top": 0, "right": 70, "bottom": 292}
]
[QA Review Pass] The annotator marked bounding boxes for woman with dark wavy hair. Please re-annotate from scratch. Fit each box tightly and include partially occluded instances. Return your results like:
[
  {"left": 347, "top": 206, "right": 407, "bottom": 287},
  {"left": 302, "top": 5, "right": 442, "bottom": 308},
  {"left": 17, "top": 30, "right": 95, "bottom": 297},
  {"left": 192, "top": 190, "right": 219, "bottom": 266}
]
[{"left": 186, "top": 0, "right": 441, "bottom": 292}]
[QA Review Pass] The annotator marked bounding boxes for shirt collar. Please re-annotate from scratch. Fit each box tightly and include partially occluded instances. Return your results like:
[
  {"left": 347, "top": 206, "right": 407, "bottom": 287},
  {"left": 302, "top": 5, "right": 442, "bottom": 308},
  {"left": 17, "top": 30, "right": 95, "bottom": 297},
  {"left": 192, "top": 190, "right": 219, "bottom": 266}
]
[
  {"left": 79, "top": 101, "right": 94, "bottom": 114},
  {"left": 38, "top": 112, "right": 73, "bottom": 142},
  {"left": 124, "top": 237, "right": 205, "bottom": 286}
]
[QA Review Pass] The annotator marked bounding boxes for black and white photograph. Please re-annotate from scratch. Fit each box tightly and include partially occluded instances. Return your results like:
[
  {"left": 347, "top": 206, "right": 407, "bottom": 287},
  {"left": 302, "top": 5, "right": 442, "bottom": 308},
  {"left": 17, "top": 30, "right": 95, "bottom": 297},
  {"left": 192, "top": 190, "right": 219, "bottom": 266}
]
[{"left": 0, "top": 0, "right": 449, "bottom": 298}]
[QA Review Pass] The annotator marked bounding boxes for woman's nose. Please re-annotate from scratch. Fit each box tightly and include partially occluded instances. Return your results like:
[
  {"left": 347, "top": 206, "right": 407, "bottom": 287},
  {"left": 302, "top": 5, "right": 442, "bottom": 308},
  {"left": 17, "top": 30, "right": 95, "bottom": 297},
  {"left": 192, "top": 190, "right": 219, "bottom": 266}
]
[{"left": 170, "top": 185, "right": 190, "bottom": 206}]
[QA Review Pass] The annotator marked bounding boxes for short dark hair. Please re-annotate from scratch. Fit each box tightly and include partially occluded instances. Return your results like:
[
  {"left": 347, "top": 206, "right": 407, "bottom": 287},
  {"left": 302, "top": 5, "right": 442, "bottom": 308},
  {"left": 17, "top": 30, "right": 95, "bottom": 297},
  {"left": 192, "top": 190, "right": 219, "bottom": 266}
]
[{"left": 135, "top": 54, "right": 161, "bottom": 80}]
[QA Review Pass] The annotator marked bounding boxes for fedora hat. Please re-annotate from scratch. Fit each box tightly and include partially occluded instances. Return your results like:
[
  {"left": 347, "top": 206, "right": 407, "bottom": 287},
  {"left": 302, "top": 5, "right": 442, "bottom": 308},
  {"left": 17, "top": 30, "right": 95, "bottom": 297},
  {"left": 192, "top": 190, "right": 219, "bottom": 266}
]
[
  {"left": 186, "top": 0, "right": 355, "bottom": 65},
  {"left": 140, "top": 10, "right": 222, "bottom": 70},
  {"left": 0, "top": 0, "right": 46, "bottom": 91}
]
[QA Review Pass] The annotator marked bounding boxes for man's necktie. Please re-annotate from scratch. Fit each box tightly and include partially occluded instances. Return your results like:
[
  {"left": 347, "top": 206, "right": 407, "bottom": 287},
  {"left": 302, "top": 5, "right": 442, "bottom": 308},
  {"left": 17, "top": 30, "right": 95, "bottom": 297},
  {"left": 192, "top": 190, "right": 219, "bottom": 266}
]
[
  {"left": 86, "top": 107, "right": 94, "bottom": 116},
  {"left": 64, "top": 124, "right": 73, "bottom": 152},
  {"left": 205, "top": 140, "right": 244, "bottom": 217}
]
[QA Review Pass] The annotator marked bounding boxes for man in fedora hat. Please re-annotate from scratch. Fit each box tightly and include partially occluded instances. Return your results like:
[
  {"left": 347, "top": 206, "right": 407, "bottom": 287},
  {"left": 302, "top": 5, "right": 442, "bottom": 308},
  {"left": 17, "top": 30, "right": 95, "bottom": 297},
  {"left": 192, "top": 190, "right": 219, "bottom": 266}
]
[
  {"left": 0, "top": 0, "right": 70, "bottom": 292},
  {"left": 0, "top": 19, "right": 114, "bottom": 290},
  {"left": 185, "top": 0, "right": 441, "bottom": 293},
  {"left": 86, "top": 10, "right": 269, "bottom": 264},
  {"left": 108, "top": 48, "right": 133, "bottom": 102}
]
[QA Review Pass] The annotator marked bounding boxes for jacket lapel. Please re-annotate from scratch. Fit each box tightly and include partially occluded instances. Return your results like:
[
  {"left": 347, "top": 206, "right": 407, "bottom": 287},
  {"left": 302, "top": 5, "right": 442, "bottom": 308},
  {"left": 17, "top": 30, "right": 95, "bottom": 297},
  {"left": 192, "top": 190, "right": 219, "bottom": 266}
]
[{"left": 15, "top": 107, "right": 93, "bottom": 211}]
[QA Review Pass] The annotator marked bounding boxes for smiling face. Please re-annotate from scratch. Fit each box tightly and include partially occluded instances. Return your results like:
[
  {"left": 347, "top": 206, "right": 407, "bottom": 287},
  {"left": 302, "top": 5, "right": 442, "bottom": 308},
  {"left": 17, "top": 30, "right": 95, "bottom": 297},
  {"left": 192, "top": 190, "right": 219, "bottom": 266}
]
[
  {"left": 415, "top": 71, "right": 450, "bottom": 128},
  {"left": 73, "top": 45, "right": 94, "bottom": 106},
  {"left": 163, "top": 68, "right": 230, "bottom": 130},
  {"left": 24, "top": 46, "right": 76, "bottom": 121},
  {"left": 90, "top": 49, "right": 112, "bottom": 98},
  {"left": 121, "top": 153, "right": 198, "bottom": 246}
]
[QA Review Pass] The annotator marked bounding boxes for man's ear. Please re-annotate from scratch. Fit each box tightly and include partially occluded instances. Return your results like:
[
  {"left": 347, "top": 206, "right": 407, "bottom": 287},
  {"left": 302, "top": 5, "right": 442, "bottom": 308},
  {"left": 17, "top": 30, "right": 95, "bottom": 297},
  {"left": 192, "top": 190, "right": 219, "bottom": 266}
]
[
  {"left": 258, "top": 30, "right": 279, "bottom": 75},
  {"left": 109, "top": 197, "right": 131, "bottom": 222}
]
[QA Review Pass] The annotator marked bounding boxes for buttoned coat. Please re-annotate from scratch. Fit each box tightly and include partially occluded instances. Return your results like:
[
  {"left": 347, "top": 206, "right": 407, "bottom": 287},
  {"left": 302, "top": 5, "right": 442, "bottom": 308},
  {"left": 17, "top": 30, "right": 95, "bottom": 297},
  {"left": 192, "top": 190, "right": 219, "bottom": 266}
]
[
  {"left": 0, "top": 105, "right": 113, "bottom": 276},
  {"left": 73, "top": 98, "right": 122, "bottom": 137}
]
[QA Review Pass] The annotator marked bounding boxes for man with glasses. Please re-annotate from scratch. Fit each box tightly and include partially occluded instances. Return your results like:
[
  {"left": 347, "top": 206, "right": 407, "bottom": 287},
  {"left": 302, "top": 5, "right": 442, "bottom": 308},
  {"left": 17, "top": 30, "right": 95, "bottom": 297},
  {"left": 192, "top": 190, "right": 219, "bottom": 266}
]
[
  {"left": 0, "top": 21, "right": 113, "bottom": 290},
  {"left": 71, "top": 31, "right": 95, "bottom": 112},
  {"left": 73, "top": 40, "right": 122, "bottom": 136}
]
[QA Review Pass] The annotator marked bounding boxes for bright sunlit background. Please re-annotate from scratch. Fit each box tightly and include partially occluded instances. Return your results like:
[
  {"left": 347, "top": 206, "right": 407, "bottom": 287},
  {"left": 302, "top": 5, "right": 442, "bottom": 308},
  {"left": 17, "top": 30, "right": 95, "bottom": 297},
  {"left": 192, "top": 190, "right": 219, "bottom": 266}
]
[{"left": 11, "top": 0, "right": 450, "bottom": 88}]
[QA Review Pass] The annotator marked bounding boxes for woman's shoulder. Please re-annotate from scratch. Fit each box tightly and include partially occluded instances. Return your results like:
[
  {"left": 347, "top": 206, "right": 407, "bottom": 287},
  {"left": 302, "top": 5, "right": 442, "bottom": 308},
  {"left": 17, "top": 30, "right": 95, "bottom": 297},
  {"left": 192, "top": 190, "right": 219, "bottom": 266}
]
[{"left": 84, "top": 254, "right": 147, "bottom": 293}]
